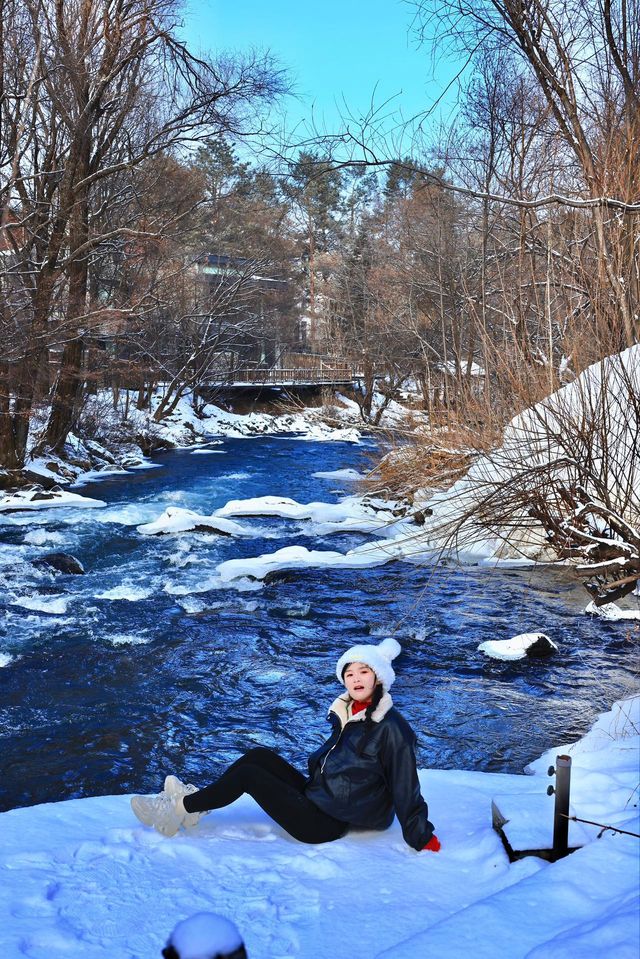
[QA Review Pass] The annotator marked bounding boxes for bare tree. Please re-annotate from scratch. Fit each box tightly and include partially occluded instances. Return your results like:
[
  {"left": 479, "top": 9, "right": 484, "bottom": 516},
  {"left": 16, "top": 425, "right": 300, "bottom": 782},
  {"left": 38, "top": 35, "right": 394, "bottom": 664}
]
[
  {"left": 413, "top": 0, "right": 640, "bottom": 347},
  {"left": 0, "top": 0, "right": 286, "bottom": 469}
]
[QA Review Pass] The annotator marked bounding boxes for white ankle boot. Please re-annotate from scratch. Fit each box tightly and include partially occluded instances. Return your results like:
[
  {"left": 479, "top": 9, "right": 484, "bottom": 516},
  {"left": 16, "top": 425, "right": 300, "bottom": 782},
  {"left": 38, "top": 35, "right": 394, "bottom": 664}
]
[
  {"left": 130, "top": 792, "right": 186, "bottom": 837},
  {"left": 163, "top": 775, "right": 203, "bottom": 829}
]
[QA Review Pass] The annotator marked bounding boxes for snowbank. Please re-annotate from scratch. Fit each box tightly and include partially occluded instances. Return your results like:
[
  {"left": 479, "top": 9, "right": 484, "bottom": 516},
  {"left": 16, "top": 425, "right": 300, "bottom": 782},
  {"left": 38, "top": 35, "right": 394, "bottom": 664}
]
[
  {"left": 1, "top": 695, "right": 637, "bottom": 958},
  {"left": 413, "top": 345, "right": 640, "bottom": 566},
  {"left": 143, "top": 395, "right": 363, "bottom": 446}
]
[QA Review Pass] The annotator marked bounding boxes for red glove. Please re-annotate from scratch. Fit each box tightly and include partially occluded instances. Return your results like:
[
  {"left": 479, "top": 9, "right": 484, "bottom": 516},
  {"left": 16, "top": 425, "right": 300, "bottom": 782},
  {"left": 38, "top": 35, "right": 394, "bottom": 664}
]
[{"left": 423, "top": 834, "right": 441, "bottom": 853}]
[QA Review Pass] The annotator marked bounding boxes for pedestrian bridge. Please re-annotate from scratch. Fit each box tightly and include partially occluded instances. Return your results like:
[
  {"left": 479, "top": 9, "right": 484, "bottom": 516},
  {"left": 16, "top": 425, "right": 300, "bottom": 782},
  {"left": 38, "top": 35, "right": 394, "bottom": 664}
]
[{"left": 208, "top": 363, "right": 359, "bottom": 392}]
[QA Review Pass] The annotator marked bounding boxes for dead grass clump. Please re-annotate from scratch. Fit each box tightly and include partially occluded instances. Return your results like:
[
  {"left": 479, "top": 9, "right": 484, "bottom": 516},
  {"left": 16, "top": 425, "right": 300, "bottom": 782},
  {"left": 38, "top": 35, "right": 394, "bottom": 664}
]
[
  {"left": 360, "top": 434, "right": 473, "bottom": 502},
  {"left": 360, "top": 403, "right": 504, "bottom": 501}
]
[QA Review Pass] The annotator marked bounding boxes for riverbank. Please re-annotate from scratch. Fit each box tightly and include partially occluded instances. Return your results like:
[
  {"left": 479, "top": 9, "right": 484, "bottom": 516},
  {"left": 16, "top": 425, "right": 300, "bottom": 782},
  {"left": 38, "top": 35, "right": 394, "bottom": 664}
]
[{"left": 1, "top": 694, "right": 637, "bottom": 959}]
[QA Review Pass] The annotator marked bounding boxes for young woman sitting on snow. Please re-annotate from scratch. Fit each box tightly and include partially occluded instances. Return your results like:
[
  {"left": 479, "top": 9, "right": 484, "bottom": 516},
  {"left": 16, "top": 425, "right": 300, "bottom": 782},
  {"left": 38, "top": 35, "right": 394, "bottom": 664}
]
[{"left": 131, "top": 638, "right": 441, "bottom": 853}]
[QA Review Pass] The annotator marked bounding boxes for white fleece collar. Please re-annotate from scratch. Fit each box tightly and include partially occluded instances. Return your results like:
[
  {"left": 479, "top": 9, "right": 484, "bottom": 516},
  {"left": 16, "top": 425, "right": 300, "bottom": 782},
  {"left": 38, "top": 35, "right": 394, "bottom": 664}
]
[{"left": 328, "top": 691, "right": 393, "bottom": 729}]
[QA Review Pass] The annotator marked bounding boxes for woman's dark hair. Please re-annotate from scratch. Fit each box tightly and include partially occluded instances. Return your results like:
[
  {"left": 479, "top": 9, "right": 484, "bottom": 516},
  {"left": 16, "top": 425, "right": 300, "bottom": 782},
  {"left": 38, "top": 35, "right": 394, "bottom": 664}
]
[
  {"left": 364, "top": 681, "right": 384, "bottom": 722},
  {"left": 358, "top": 682, "right": 384, "bottom": 755}
]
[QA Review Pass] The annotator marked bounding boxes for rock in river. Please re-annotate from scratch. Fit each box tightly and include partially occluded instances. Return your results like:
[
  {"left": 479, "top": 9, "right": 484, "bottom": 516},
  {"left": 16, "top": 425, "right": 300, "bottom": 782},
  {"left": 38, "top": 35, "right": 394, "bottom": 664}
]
[{"left": 32, "top": 552, "right": 85, "bottom": 575}]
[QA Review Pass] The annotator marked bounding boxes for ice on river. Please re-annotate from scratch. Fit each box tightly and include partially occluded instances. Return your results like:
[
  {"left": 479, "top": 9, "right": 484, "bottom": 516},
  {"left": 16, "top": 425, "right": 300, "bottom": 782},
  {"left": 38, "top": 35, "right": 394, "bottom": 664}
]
[
  {"left": 22, "top": 529, "right": 66, "bottom": 546},
  {"left": 164, "top": 573, "right": 265, "bottom": 596},
  {"left": 108, "top": 633, "right": 152, "bottom": 646},
  {"left": 585, "top": 601, "right": 640, "bottom": 621},
  {"left": 1, "top": 695, "right": 637, "bottom": 959},
  {"left": 312, "top": 467, "right": 364, "bottom": 481},
  {"left": 215, "top": 539, "right": 429, "bottom": 584}
]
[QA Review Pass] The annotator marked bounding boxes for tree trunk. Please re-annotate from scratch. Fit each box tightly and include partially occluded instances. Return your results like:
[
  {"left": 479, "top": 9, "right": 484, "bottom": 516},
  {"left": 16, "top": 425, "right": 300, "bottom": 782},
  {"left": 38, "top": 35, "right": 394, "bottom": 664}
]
[
  {"left": 44, "top": 335, "right": 86, "bottom": 452},
  {"left": 43, "top": 99, "right": 91, "bottom": 452},
  {"left": 0, "top": 368, "right": 22, "bottom": 470}
]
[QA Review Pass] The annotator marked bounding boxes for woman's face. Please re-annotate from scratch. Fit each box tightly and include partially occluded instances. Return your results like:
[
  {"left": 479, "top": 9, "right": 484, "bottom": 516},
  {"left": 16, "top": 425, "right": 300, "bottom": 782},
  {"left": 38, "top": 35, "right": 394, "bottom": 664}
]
[{"left": 343, "top": 662, "right": 378, "bottom": 702}]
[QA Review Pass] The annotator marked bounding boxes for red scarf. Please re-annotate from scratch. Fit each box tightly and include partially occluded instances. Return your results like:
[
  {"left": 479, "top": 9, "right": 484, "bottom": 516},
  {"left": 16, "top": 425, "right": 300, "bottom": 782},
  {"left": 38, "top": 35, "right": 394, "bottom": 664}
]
[{"left": 351, "top": 699, "right": 371, "bottom": 715}]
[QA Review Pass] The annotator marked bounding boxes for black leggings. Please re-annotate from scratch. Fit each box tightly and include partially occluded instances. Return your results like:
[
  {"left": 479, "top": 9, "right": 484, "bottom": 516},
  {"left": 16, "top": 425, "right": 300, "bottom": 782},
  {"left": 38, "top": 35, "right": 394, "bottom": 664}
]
[{"left": 182, "top": 747, "right": 348, "bottom": 844}]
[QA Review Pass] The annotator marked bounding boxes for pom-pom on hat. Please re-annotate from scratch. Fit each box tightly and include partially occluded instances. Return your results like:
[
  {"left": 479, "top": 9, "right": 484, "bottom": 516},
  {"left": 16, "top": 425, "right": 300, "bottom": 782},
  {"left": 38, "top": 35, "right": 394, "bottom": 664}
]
[{"left": 336, "top": 637, "right": 402, "bottom": 692}]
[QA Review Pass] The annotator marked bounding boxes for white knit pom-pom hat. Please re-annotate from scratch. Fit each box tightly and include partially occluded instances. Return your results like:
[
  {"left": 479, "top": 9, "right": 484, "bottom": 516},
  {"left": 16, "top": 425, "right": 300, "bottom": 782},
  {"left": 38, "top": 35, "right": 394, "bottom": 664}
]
[{"left": 336, "top": 637, "right": 402, "bottom": 692}]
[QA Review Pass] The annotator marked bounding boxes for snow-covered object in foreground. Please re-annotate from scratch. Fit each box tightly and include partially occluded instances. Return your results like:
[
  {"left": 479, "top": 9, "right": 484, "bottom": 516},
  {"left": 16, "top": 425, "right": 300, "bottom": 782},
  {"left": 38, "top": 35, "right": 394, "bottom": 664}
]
[
  {"left": 0, "top": 695, "right": 637, "bottom": 958},
  {"left": 137, "top": 508, "right": 251, "bottom": 538},
  {"left": 164, "top": 912, "right": 245, "bottom": 959},
  {"left": 585, "top": 601, "right": 640, "bottom": 621},
  {"left": 0, "top": 489, "right": 106, "bottom": 513},
  {"left": 478, "top": 632, "right": 558, "bottom": 661},
  {"left": 379, "top": 694, "right": 639, "bottom": 959}
]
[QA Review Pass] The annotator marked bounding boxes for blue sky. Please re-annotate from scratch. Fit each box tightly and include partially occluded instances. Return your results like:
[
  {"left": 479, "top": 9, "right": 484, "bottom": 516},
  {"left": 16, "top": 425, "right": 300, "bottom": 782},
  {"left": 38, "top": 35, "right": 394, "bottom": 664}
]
[{"left": 180, "top": 0, "right": 463, "bottom": 140}]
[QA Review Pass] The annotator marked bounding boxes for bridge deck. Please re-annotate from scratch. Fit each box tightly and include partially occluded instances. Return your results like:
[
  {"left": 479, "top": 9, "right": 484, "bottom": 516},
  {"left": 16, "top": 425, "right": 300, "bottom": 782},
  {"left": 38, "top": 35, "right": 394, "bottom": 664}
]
[{"left": 210, "top": 367, "right": 358, "bottom": 388}]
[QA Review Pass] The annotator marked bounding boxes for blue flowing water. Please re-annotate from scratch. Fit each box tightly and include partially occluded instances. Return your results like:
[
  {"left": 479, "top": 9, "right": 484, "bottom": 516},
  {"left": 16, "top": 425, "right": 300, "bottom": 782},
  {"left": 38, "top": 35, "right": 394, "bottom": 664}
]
[{"left": 0, "top": 436, "right": 637, "bottom": 812}]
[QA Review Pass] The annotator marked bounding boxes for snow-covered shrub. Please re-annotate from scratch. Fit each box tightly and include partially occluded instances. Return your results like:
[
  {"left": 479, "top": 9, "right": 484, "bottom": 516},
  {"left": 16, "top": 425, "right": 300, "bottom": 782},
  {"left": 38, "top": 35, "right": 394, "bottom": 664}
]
[{"left": 418, "top": 346, "right": 640, "bottom": 599}]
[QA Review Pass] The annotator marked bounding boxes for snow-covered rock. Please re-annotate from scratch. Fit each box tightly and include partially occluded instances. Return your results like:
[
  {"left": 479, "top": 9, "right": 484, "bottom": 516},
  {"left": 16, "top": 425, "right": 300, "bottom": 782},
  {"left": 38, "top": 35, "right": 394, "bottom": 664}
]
[
  {"left": 585, "top": 601, "right": 640, "bottom": 621},
  {"left": 32, "top": 552, "right": 85, "bottom": 575},
  {"left": 478, "top": 633, "right": 558, "bottom": 661},
  {"left": 0, "top": 490, "right": 106, "bottom": 512},
  {"left": 137, "top": 507, "right": 252, "bottom": 538},
  {"left": 215, "top": 494, "right": 406, "bottom": 537},
  {"left": 215, "top": 537, "right": 430, "bottom": 584},
  {"left": 312, "top": 467, "right": 364, "bottom": 481}
]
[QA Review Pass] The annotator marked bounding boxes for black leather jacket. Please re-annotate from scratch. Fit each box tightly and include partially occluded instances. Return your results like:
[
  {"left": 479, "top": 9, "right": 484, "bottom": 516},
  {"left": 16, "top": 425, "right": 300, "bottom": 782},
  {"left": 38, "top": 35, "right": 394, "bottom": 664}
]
[{"left": 305, "top": 693, "right": 435, "bottom": 850}]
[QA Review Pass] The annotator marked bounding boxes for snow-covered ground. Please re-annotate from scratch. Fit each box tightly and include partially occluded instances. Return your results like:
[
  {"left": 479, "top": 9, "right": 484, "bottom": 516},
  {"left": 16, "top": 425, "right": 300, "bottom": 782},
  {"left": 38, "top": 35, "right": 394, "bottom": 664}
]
[{"left": 1, "top": 696, "right": 637, "bottom": 958}]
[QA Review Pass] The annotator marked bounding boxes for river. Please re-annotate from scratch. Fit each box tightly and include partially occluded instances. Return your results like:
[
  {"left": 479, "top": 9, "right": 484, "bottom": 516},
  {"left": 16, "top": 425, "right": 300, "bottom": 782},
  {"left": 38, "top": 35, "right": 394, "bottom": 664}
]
[{"left": 0, "top": 436, "right": 636, "bottom": 812}]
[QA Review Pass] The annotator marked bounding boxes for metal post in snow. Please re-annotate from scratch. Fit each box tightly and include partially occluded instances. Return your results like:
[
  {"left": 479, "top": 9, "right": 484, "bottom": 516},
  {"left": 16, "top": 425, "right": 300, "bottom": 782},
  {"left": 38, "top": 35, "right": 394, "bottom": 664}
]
[{"left": 547, "top": 754, "right": 572, "bottom": 859}]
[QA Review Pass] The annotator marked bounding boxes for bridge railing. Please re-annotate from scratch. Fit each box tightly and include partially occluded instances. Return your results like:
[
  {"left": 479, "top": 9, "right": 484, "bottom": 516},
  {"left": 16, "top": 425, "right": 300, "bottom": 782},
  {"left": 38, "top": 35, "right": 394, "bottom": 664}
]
[{"left": 218, "top": 365, "right": 356, "bottom": 386}]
